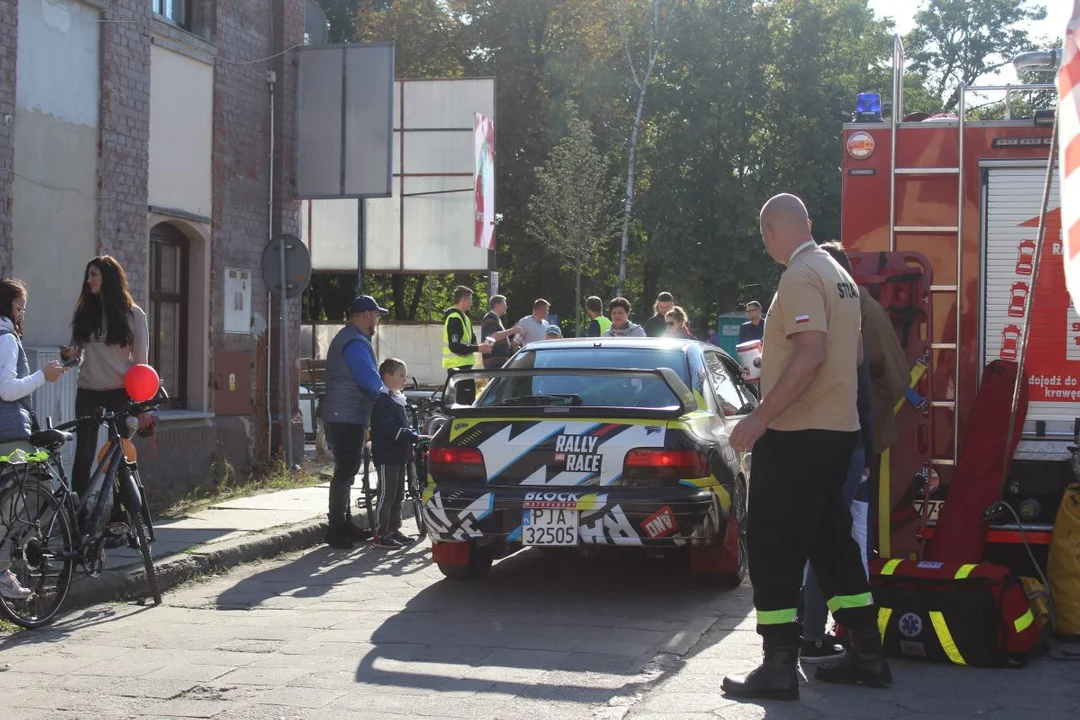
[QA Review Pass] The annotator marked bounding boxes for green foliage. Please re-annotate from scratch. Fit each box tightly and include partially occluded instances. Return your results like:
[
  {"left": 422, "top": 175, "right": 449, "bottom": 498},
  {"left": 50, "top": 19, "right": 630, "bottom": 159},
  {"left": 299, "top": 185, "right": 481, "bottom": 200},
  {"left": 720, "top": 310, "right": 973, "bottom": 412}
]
[
  {"left": 307, "top": 0, "right": 1047, "bottom": 334},
  {"left": 528, "top": 101, "right": 619, "bottom": 335},
  {"left": 906, "top": 0, "right": 1049, "bottom": 112}
]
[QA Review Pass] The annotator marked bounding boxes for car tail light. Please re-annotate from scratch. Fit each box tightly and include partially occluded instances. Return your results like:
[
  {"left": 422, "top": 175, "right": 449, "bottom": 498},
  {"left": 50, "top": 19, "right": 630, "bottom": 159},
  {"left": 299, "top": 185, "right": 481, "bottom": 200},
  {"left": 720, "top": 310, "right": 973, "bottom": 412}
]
[
  {"left": 428, "top": 446, "right": 487, "bottom": 482},
  {"left": 621, "top": 449, "right": 710, "bottom": 485}
]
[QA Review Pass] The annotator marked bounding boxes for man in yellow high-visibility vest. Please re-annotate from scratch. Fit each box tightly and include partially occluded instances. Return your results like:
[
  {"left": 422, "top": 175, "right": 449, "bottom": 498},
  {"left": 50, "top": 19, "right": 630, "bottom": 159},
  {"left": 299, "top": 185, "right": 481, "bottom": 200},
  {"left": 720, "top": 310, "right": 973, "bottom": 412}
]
[{"left": 443, "top": 285, "right": 492, "bottom": 404}]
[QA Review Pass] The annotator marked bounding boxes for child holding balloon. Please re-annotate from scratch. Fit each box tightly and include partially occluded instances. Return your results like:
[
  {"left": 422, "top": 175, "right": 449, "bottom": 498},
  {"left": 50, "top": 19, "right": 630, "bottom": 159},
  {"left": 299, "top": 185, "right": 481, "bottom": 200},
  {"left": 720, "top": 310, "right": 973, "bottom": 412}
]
[{"left": 60, "top": 257, "right": 152, "bottom": 530}]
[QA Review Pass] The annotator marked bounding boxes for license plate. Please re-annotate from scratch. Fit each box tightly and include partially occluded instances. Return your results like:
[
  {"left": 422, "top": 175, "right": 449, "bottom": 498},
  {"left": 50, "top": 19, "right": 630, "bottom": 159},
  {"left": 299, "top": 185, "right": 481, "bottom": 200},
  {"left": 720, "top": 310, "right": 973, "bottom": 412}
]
[{"left": 522, "top": 508, "right": 579, "bottom": 546}]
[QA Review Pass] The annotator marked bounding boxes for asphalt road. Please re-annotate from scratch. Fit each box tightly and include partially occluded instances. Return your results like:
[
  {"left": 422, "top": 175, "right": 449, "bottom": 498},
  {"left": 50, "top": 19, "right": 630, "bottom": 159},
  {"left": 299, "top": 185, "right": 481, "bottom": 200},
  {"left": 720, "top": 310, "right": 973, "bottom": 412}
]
[{"left": 1, "top": 537, "right": 1077, "bottom": 719}]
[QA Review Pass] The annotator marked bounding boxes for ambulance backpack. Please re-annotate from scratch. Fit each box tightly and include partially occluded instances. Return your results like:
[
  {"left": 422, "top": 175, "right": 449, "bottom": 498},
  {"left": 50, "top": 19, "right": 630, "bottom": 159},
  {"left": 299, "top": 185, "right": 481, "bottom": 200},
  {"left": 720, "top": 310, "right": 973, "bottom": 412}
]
[{"left": 869, "top": 558, "right": 1040, "bottom": 667}]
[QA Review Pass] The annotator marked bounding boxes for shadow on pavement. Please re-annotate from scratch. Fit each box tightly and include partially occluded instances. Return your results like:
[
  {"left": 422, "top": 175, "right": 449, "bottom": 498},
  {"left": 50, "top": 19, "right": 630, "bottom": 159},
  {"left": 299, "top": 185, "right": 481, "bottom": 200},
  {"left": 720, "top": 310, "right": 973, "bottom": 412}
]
[
  {"left": 213, "top": 539, "right": 433, "bottom": 609},
  {"left": 0, "top": 603, "right": 155, "bottom": 650},
  {"left": 353, "top": 546, "right": 743, "bottom": 705}
]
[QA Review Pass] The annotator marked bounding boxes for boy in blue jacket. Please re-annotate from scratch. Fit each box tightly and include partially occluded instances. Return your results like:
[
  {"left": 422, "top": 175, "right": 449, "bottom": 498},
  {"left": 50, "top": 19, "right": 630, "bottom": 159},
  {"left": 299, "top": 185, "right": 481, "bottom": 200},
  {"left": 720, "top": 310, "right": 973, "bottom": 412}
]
[{"left": 370, "top": 358, "right": 427, "bottom": 549}]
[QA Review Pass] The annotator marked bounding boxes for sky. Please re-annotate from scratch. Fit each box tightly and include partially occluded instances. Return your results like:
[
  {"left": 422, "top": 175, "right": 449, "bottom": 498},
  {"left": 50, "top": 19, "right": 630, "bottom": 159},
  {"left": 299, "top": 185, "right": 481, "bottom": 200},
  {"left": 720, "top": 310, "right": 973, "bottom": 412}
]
[{"left": 867, "top": 0, "right": 1072, "bottom": 84}]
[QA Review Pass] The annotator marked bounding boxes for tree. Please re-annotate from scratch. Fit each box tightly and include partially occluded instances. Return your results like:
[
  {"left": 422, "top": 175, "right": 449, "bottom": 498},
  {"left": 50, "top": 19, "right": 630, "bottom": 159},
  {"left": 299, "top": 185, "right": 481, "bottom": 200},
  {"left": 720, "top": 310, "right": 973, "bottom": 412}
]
[
  {"left": 906, "top": 0, "right": 1048, "bottom": 112},
  {"left": 614, "top": 0, "right": 678, "bottom": 297},
  {"left": 355, "top": 0, "right": 465, "bottom": 77},
  {"left": 527, "top": 102, "right": 616, "bottom": 336}
]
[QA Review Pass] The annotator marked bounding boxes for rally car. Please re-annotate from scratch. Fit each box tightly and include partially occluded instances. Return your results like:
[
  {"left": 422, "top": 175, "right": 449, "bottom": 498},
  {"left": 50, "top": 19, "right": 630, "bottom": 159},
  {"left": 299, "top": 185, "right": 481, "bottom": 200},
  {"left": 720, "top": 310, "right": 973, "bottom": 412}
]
[{"left": 420, "top": 338, "right": 756, "bottom": 587}]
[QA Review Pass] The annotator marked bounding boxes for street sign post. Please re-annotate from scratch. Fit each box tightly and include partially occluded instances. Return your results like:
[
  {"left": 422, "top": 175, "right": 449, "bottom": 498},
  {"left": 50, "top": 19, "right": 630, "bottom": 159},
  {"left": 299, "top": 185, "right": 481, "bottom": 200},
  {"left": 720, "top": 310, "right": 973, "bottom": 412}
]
[{"left": 262, "top": 234, "right": 312, "bottom": 468}]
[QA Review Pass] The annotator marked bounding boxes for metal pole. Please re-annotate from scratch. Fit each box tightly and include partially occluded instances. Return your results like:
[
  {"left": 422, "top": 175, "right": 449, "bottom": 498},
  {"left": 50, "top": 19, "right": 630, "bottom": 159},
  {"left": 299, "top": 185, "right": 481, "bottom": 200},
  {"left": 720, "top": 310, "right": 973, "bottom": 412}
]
[
  {"left": 357, "top": 199, "right": 365, "bottom": 295},
  {"left": 269, "top": 71, "right": 293, "bottom": 470},
  {"left": 1002, "top": 115, "right": 1058, "bottom": 489}
]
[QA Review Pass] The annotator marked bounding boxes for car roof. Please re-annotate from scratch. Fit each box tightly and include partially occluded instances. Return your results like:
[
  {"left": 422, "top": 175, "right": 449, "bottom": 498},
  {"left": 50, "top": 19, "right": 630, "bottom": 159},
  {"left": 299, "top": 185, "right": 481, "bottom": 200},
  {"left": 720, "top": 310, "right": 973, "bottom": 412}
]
[{"left": 521, "top": 337, "right": 698, "bottom": 353}]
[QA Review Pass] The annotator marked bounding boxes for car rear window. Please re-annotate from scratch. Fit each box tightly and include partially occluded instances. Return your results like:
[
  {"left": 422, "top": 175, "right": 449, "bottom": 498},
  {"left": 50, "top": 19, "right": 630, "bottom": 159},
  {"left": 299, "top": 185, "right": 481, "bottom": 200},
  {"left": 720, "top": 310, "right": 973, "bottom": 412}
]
[
  {"left": 475, "top": 347, "right": 690, "bottom": 409},
  {"left": 511, "top": 347, "right": 692, "bottom": 384}
]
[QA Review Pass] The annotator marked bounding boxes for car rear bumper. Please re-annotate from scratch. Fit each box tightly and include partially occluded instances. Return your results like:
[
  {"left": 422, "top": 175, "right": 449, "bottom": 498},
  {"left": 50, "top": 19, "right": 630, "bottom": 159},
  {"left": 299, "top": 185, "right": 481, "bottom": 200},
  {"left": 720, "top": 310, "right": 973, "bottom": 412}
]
[{"left": 421, "top": 482, "right": 729, "bottom": 548}]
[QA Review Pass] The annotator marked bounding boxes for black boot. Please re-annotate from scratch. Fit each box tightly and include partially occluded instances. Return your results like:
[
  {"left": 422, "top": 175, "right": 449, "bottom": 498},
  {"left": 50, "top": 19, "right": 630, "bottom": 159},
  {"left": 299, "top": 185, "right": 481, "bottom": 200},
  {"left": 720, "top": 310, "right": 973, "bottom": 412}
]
[
  {"left": 722, "top": 641, "right": 800, "bottom": 701},
  {"left": 815, "top": 624, "right": 892, "bottom": 688},
  {"left": 343, "top": 513, "right": 372, "bottom": 543},
  {"left": 325, "top": 515, "right": 355, "bottom": 550}
]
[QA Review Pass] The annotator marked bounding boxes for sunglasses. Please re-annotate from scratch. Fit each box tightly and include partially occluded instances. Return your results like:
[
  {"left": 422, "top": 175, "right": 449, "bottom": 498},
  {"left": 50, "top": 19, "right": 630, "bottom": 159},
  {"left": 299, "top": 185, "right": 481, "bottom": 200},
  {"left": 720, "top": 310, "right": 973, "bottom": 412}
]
[{"left": 666, "top": 321, "right": 677, "bottom": 327}]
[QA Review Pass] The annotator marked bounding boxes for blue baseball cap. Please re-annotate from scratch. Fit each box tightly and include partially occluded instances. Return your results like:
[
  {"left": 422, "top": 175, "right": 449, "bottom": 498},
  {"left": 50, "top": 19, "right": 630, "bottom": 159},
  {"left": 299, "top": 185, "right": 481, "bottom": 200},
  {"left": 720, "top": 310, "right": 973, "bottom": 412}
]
[{"left": 348, "top": 295, "right": 389, "bottom": 315}]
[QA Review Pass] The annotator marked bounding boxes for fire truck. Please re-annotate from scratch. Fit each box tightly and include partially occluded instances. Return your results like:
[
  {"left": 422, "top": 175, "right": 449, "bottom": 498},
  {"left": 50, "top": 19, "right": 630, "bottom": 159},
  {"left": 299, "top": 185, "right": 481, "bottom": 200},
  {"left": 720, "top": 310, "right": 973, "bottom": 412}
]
[{"left": 840, "top": 37, "right": 1064, "bottom": 571}]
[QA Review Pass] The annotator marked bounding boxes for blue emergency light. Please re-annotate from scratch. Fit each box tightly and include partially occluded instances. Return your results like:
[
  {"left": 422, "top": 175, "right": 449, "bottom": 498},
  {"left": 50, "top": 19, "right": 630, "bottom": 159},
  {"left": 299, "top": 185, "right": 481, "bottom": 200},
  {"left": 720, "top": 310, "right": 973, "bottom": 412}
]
[{"left": 855, "top": 92, "right": 883, "bottom": 123}]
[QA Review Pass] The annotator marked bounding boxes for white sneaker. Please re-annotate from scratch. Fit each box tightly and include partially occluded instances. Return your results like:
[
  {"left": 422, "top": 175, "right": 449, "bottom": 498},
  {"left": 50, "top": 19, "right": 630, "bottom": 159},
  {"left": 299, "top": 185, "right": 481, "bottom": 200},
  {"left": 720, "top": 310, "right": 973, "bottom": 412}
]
[{"left": 0, "top": 569, "right": 32, "bottom": 600}]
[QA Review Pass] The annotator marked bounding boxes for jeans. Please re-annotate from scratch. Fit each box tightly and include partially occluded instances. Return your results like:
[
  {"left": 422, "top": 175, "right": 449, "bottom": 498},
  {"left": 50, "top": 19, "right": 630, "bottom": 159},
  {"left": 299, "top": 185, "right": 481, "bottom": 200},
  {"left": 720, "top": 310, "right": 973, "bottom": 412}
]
[
  {"left": 802, "top": 445, "right": 869, "bottom": 642},
  {"left": 72, "top": 388, "right": 130, "bottom": 502},
  {"left": 325, "top": 422, "right": 366, "bottom": 527}
]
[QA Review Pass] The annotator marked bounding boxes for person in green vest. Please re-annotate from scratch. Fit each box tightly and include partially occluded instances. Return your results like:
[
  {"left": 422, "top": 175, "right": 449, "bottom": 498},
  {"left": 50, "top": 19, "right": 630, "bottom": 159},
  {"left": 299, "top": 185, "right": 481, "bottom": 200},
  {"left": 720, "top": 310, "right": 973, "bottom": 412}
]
[
  {"left": 443, "top": 285, "right": 492, "bottom": 405},
  {"left": 585, "top": 296, "right": 611, "bottom": 337}
]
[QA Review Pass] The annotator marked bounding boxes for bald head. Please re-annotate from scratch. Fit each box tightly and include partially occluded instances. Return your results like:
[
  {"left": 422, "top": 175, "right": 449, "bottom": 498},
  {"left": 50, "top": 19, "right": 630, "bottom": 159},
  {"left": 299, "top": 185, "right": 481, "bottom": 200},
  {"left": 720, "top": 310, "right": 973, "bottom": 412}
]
[{"left": 759, "top": 193, "right": 813, "bottom": 264}]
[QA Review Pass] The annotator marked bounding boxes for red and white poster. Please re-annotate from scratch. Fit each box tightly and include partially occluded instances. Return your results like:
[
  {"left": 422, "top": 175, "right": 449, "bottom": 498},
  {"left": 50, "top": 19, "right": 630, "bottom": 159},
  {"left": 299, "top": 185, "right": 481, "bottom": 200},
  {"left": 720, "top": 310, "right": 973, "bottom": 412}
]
[
  {"left": 1060, "top": 1, "right": 1080, "bottom": 311},
  {"left": 474, "top": 113, "right": 496, "bottom": 250}
]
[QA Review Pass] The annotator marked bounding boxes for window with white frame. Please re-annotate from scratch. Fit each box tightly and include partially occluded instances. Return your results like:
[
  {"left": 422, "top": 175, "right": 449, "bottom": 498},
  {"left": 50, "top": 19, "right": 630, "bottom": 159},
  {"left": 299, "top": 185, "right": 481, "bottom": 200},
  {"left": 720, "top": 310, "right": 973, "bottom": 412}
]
[{"left": 153, "top": 0, "right": 189, "bottom": 29}]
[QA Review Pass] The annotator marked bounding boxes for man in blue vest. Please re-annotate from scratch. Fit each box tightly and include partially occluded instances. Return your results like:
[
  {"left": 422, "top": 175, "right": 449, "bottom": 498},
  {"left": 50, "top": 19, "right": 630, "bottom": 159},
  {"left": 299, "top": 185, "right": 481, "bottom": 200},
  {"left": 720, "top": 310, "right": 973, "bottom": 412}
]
[
  {"left": 322, "top": 295, "right": 388, "bottom": 550},
  {"left": 443, "top": 286, "right": 492, "bottom": 405}
]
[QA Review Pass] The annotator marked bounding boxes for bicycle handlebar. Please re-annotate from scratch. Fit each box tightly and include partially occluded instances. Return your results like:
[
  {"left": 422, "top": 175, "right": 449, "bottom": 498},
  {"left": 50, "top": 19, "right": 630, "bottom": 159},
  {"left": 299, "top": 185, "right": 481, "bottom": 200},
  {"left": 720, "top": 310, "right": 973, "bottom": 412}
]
[{"left": 52, "top": 388, "right": 170, "bottom": 432}]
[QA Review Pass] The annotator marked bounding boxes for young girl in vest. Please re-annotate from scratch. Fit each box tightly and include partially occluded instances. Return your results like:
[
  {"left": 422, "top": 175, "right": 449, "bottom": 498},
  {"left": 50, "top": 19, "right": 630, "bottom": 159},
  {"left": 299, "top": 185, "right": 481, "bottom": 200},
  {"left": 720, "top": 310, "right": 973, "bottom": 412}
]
[
  {"left": 0, "top": 279, "right": 67, "bottom": 599},
  {"left": 60, "top": 257, "right": 150, "bottom": 522}
]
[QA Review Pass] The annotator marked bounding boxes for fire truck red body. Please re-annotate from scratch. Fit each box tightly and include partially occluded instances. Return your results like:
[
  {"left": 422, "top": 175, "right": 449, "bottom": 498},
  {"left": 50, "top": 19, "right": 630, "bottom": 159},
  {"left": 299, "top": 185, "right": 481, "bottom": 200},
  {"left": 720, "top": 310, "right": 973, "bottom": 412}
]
[{"left": 839, "top": 43, "right": 1063, "bottom": 570}]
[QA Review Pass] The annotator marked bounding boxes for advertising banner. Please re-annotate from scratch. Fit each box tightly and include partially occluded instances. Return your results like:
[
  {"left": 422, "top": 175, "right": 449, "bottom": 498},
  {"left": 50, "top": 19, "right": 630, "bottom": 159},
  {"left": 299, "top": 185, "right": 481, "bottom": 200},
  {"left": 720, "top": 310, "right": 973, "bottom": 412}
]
[{"left": 475, "top": 113, "right": 496, "bottom": 250}]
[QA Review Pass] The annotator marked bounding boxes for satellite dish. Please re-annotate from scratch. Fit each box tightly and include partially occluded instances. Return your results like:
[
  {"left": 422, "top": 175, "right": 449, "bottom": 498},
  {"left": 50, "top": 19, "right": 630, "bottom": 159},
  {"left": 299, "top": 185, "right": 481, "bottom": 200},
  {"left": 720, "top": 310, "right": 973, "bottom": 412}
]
[{"left": 305, "top": 0, "right": 328, "bottom": 46}]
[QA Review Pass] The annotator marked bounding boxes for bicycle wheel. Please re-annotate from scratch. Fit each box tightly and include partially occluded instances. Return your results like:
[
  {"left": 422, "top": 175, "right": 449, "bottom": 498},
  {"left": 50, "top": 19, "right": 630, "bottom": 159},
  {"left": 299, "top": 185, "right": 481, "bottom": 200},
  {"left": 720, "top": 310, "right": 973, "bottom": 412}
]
[
  {"left": 0, "top": 482, "right": 76, "bottom": 629},
  {"left": 408, "top": 458, "right": 427, "bottom": 537},
  {"left": 119, "top": 468, "right": 161, "bottom": 605}
]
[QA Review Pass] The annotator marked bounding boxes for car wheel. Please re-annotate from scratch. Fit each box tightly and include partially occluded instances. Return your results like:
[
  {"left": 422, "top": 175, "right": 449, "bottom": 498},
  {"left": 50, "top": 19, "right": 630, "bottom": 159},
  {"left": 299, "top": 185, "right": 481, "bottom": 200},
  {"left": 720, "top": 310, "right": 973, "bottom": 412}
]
[
  {"left": 692, "top": 477, "right": 748, "bottom": 589},
  {"left": 438, "top": 544, "right": 492, "bottom": 580}
]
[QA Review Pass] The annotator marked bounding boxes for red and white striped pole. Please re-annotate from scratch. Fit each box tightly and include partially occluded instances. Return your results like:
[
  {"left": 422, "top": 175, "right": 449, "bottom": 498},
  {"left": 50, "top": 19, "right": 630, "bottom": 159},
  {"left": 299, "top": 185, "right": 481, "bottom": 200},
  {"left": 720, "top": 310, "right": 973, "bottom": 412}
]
[{"left": 1060, "top": 1, "right": 1080, "bottom": 309}]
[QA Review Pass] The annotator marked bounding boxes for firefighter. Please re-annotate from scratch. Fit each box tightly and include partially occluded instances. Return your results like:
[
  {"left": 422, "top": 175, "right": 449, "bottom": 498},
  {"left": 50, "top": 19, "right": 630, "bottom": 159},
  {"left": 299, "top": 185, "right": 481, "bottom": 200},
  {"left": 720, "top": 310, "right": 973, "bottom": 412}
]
[
  {"left": 442, "top": 285, "right": 492, "bottom": 404},
  {"left": 723, "top": 194, "right": 891, "bottom": 701}
]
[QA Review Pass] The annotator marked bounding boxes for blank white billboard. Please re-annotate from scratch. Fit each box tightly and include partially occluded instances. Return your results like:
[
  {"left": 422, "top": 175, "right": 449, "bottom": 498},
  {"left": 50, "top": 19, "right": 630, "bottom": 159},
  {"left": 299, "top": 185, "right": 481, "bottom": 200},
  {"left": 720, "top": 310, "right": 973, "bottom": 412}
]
[{"left": 301, "top": 77, "right": 495, "bottom": 273}]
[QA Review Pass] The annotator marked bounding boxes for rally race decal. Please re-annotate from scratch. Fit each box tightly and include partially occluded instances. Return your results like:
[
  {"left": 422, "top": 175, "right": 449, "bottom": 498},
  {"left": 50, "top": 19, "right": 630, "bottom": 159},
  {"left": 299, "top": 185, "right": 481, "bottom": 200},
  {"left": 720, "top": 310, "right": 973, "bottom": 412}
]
[{"left": 452, "top": 420, "right": 667, "bottom": 487}]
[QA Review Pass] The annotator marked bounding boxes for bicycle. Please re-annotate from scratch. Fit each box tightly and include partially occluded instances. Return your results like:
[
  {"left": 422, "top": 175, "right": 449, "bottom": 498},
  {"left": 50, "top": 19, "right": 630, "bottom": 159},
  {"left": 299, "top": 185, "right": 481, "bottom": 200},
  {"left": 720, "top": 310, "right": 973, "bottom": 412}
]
[
  {"left": 0, "top": 390, "right": 167, "bottom": 628},
  {"left": 403, "top": 394, "right": 445, "bottom": 539}
]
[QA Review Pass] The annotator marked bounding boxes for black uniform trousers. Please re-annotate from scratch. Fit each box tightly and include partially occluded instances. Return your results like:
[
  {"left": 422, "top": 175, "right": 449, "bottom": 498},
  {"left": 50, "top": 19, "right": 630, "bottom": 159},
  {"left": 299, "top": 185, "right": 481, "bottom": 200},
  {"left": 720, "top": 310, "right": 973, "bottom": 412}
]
[{"left": 748, "top": 428, "right": 877, "bottom": 646}]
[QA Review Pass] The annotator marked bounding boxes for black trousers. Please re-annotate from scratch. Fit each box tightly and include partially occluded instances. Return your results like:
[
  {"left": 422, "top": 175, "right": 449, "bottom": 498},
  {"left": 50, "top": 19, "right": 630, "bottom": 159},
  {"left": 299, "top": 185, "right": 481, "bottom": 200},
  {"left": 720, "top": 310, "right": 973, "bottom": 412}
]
[
  {"left": 73, "top": 388, "right": 130, "bottom": 502},
  {"left": 446, "top": 367, "right": 475, "bottom": 405},
  {"left": 325, "top": 422, "right": 366, "bottom": 527},
  {"left": 748, "top": 428, "right": 876, "bottom": 646}
]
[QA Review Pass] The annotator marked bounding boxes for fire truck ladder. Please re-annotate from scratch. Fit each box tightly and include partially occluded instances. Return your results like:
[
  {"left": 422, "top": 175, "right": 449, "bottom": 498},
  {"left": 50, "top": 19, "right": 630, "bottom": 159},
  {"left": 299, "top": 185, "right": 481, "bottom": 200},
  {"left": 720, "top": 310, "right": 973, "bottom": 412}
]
[
  {"left": 888, "top": 35, "right": 961, "bottom": 469},
  {"left": 889, "top": 36, "right": 1058, "bottom": 471}
]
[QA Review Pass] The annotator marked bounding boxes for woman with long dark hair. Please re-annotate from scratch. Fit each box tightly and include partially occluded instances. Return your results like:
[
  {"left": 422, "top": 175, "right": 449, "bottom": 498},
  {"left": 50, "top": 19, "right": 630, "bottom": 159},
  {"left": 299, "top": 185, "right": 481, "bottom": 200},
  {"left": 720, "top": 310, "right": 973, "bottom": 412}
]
[
  {"left": 60, "top": 257, "right": 150, "bottom": 509},
  {"left": 0, "top": 279, "right": 67, "bottom": 599}
]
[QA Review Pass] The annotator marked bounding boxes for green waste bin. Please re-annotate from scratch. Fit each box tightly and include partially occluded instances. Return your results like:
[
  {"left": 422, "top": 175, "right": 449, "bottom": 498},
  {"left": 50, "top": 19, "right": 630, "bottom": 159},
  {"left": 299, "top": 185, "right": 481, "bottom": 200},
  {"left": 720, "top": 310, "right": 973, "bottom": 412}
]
[{"left": 714, "top": 312, "right": 748, "bottom": 358}]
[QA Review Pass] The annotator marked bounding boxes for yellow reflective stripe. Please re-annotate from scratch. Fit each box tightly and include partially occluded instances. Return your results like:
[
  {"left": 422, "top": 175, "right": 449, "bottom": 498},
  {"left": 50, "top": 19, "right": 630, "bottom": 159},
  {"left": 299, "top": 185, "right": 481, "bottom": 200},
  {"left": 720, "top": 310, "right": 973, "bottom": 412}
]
[
  {"left": 881, "top": 558, "right": 903, "bottom": 576},
  {"left": 929, "top": 611, "right": 967, "bottom": 666},
  {"left": 878, "top": 448, "right": 892, "bottom": 556},
  {"left": 1014, "top": 609, "right": 1035, "bottom": 633},
  {"left": 954, "top": 564, "right": 978, "bottom": 580},
  {"left": 757, "top": 608, "right": 798, "bottom": 625},
  {"left": 878, "top": 607, "right": 893, "bottom": 641},
  {"left": 827, "top": 592, "right": 874, "bottom": 613}
]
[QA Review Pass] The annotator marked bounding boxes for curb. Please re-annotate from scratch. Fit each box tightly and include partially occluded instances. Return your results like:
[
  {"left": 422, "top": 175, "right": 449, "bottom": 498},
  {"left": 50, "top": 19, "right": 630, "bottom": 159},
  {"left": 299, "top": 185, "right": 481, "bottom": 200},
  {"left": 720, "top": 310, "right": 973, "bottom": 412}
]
[{"left": 64, "top": 518, "right": 330, "bottom": 611}]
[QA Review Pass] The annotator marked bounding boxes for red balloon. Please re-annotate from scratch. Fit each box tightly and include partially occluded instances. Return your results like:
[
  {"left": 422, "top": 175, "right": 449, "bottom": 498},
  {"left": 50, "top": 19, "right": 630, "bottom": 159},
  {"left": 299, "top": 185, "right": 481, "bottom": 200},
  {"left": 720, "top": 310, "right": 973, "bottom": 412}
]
[{"left": 125, "top": 364, "right": 160, "bottom": 403}]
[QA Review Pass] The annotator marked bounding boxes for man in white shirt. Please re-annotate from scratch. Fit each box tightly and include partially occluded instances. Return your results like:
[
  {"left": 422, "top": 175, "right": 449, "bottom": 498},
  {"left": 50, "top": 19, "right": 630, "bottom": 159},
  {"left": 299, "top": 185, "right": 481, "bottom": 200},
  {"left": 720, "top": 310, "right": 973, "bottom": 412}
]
[{"left": 516, "top": 299, "right": 552, "bottom": 346}]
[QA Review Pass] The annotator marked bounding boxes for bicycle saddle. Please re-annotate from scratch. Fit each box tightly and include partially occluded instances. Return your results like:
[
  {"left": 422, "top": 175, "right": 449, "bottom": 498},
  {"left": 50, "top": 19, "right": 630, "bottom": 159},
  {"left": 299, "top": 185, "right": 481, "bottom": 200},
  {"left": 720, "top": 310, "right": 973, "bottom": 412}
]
[{"left": 30, "top": 428, "right": 73, "bottom": 447}]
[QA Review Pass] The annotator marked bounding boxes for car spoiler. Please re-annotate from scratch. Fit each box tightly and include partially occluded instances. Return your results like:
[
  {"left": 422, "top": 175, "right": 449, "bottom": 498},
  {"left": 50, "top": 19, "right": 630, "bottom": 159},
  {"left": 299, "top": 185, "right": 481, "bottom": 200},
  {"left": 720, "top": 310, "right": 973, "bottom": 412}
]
[{"left": 443, "top": 367, "right": 697, "bottom": 418}]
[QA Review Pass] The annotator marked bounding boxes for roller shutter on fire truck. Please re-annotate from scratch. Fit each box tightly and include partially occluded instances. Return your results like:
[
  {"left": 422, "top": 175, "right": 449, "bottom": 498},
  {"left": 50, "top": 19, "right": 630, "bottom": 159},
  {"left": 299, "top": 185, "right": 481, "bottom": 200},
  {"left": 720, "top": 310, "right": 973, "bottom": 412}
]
[{"left": 981, "top": 163, "right": 1068, "bottom": 436}]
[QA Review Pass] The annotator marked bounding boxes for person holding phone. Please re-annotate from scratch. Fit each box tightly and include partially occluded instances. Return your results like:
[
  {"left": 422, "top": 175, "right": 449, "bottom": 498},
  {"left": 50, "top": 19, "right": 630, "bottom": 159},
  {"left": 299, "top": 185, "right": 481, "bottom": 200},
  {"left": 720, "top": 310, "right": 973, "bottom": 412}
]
[
  {"left": 0, "top": 278, "right": 67, "bottom": 599},
  {"left": 60, "top": 257, "right": 150, "bottom": 519}
]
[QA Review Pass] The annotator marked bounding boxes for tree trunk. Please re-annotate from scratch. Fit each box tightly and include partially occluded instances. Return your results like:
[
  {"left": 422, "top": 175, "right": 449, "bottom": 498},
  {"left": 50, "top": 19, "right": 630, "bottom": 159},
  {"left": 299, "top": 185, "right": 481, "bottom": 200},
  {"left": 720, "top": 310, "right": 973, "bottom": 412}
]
[
  {"left": 408, "top": 274, "right": 425, "bottom": 321},
  {"left": 392, "top": 274, "right": 407, "bottom": 321},
  {"left": 617, "top": 87, "right": 647, "bottom": 298},
  {"left": 575, "top": 256, "right": 583, "bottom": 338}
]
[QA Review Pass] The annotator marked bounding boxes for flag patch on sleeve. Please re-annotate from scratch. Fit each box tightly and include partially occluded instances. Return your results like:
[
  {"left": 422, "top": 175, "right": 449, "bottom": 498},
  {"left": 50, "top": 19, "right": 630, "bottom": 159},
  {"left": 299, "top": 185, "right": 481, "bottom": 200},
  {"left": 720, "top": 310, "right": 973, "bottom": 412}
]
[{"left": 795, "top": 314, "right": 810, "bottom": 324}]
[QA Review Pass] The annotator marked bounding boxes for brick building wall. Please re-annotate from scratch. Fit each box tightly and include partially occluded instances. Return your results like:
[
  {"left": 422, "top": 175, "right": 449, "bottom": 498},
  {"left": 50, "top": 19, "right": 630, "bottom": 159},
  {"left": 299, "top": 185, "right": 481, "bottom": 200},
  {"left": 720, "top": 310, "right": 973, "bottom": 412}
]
[
  {"left": 0, "top": 0, "right": 305, "bottom": 500},
  {"left": 98, "top": 0, "right": 153, "bottom": 303},
  {"left": 0, "top": 0, "right": 17, "bottom": 278}
]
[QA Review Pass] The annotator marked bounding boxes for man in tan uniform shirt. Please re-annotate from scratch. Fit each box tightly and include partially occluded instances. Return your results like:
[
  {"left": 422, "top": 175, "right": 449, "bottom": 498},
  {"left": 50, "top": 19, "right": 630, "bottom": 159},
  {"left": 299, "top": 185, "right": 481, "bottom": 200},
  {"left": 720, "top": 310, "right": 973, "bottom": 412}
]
[{"left": 722, "top": 194, "right": 891, "bottom": 701}]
